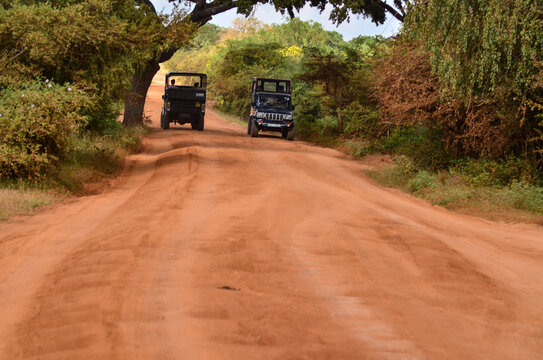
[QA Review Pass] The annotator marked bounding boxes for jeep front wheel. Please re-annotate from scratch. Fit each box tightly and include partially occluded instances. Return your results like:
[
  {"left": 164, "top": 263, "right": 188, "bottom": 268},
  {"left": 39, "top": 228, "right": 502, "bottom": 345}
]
[
  {"left": 286, "top": 127, "right": 294, "bottom": 141},
  {"left": 250, "top": 120, "right": 258, "bottom": 137},
  {"left": 281, "top": 129, "right": 288, "bottom": 138}
]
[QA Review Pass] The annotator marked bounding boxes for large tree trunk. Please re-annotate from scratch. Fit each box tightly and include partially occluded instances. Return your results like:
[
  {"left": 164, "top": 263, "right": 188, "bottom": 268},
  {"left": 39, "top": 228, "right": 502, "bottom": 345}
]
[
  {"left": 122, "top": 47, "right": 178, "bottom": 127},
  {"left": 122, "top": 59, "right": 160, "bottom": 127}
]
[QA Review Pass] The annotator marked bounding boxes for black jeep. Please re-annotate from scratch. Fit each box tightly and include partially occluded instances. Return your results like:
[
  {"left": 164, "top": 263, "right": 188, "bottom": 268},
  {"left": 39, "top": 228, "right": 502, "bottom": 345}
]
[
  {"left": 247, "top": 78, "right": 295, "bottom": 140},
  {"left": 161, "top": 72, "right": 207, "bottom": 131}
]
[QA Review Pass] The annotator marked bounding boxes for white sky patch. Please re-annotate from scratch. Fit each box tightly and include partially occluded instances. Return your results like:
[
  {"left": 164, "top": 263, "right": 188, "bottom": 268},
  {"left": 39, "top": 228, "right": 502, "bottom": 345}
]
[{"left": 151, "top": 0, "right": 401, "bottom": 40}]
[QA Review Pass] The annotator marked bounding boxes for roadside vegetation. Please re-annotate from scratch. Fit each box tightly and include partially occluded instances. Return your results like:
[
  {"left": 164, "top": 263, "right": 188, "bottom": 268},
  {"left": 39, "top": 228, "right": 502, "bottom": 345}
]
[
  {"left": 166, "top": 5, "right": 543, "bottom": 222},
  {"left": 0, "top": 0, "right": 185, "bottom": 220}
]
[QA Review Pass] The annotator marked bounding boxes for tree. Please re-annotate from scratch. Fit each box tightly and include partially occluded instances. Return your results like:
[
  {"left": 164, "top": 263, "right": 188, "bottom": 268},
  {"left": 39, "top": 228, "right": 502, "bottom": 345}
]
[
  {"left": 403, "top": 0, "right": 543, "bottom": 160},
  {"left": 298, "top": 50, "right": 353, "bottom": 132}
]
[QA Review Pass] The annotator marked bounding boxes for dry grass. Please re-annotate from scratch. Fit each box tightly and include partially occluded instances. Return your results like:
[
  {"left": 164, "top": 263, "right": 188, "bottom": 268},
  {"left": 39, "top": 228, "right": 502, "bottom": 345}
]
[
  {"left": 0, "top": 188, "right": 64, "bottom": 221},
  {"left": 0, "top": 124, "right": 147, "bottom": 222},
  {"left": 366, "top": 164, "right": 543, "bottom": 225}
]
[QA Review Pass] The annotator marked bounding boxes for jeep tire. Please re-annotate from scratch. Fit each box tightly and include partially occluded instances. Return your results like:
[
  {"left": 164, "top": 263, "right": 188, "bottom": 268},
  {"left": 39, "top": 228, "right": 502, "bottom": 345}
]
[
  {"left": 197, "top": 114, "right": 204, "bottom": 131},
  {"left": 286, "top": 127, "right": 294, "bottom": 141},
  {"left": 163, "top": 113, "right": 170, "bottom": 130},
  {"left": 250, "top": 120, "right": 258, "bottom": 137},
  {"left": 281, "top": 129, "right": 288, "bottom": 138}
]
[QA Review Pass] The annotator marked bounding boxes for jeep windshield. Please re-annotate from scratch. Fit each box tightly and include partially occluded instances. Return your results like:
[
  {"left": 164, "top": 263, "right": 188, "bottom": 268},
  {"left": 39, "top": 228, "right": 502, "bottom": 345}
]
[{"left": 256, "top": 94, "right": 291, "bottom": 110}]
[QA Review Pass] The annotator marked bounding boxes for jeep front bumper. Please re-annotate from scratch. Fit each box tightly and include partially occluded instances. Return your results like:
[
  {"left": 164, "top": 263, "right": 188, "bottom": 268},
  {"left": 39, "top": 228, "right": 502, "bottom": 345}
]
[{"left": 254, "top": 119, "right": 294, "bottom": 132}]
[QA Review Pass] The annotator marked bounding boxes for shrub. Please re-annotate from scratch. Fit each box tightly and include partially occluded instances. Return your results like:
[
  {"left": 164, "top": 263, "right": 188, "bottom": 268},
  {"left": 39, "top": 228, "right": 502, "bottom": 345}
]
[
  {"left": 373, "top": 38, "right": 540, "bottom": 161},
  {"left": 450, "top": 156, "right": 537, "bottom": 187},
  {"left": 407, "top": 171, "right": 436, "bottom": 192},
  {"left": 315, "top": 115, "right": 340, "bottom": 136},
  {"left": 0, "top": 81, "right": 90, "bottom": 179},
  {"left": 342, "top": 102, "right": 380, "bottom": 138},
  {"left": 509, "top": 182, "right": 543, "bottom": 213}
]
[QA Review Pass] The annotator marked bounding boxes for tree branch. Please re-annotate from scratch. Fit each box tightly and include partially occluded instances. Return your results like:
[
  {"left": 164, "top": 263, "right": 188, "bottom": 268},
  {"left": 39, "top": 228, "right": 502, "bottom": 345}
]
[
  {"left": 393, "top": 0, "right": 406, "bottom": 16},
  {"left": 287, "top": 5, "right": 295, "bottom": 18},
  {"left": 190, "top": 1, "right": 238, "bottom": 25},
  {"left": 379, "top": 0, "right": 404, "bottom": 22}
]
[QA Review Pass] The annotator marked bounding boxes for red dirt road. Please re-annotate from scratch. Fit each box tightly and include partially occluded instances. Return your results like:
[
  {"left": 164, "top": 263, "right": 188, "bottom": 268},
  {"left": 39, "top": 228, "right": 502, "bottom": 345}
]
[{"left": 1, "top": 74, "right": 543, "bottom": 360}]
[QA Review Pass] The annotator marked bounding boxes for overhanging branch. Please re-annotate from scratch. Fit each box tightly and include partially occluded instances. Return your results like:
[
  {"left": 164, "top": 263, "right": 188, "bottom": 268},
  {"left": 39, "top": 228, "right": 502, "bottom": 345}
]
[
  {"left": 189, "top": 1, "right": 238, "bottom": 25},
  {"left": 380, "top": 0, "right": 404, "bottom": 22}
]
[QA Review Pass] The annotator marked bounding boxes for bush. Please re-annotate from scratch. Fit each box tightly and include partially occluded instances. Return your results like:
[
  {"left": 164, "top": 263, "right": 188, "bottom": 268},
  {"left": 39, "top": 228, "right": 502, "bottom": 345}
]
[
  {"left": 451, "top": 156, "right": 537, "bottom": 187},
  {"left": 315, "top": 116, "right": 340, "bottom": 136},
  {"left": 407, "top": 171, "right": 436, "bottom": 192},
  {"left": 0, "top": 81, "right": 90, "bottom": 179},
  {"left": 509, "top": 182, "right": 543, "bottom": 213},
  {"left": 376, "top": 126, "right": 451, "bottom": 170},
  {"left": 373, "top": 38, "right": 540, "bottom": 161},
  {"left": 342, "top": 102, "right": 380, "bottom": 138}
]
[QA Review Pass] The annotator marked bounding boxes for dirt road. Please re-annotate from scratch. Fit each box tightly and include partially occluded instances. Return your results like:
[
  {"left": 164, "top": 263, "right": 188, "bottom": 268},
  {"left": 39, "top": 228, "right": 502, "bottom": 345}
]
[{"left": 1, "top": 74, "right": 542, "bottom": 360}]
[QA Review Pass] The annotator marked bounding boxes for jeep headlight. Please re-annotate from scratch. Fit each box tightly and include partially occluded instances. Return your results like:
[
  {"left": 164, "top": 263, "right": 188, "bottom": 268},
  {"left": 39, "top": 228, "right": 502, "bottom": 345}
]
[
  {"left": 255, "top": 111, "right": 264, "bottom": 118},
  {"left": 166, "top": 101, "right": 170, "bottom": 111},
  {"left": 284, "top": 114, "right": 293, "bottom": 120}
]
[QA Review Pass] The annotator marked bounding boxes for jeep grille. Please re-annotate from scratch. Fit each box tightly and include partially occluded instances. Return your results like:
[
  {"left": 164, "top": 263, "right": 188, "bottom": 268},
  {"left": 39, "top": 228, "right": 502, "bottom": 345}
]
[{"left": 264, "top": 113, "right": 284, "bottom": 121}]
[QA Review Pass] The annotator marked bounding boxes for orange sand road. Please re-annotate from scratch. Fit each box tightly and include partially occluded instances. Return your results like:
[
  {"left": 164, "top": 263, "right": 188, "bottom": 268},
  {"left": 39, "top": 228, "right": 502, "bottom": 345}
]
[{"left": 0, "top": 73, "right": 542, "bottom": 359}]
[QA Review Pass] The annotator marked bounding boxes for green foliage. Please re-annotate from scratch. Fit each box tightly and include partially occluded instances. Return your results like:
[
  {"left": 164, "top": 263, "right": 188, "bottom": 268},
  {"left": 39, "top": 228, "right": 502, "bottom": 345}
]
[
  {"left": 404, "top": 0, "right": 543, "bottom": 160},
  {"left": 167, "top": 24, "right": 223, "bottom": 74},
  {"left": 508, "top": 182, "right": 543, "bottom": 213},
  {"left": 342, "top": 102, "right": 380, "bottom": 137},
  {"left": 0, "top": 81, "right": 90, "bottom": 179},
  {"left": 367, "top": 155, "right": 543, "bottom": 218},
  {"left": 213, "top": 41, "right": 285, "bottom": 116},
  {"left": 407, "top": 170, "right": 436, "bottom": 192},
  {"left": 406, "top": 0, "right": 542, "bottom": 103},
  {"left": 0, "top": 0, "right": 190, "bottom": 132},
  {"left": 0, "top": 0, "right": 189, "bottom": 180},
  {"left": 450, "top": 156, "right": 537, "bottom": 187},
  {"left": 364, "top": 125, "right": 450, "bottom": 171},
  {"left": 233, "top": 0, "right": 409, "bottom": 26}
]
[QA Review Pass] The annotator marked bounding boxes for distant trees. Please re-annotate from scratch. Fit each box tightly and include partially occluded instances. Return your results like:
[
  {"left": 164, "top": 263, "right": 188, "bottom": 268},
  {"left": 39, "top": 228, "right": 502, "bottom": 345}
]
[
  {"left": 124, "top": 0, "right": 412, "bottom": 126},
  {"left": 298, "top": 52, "right": 351, "bottom": 132}
]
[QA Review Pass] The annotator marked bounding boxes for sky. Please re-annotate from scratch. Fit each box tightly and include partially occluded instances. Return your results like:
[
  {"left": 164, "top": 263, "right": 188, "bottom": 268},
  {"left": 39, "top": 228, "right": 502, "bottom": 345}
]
[{"left": 150, "top": 1, "right": 402, "bottom": 40}]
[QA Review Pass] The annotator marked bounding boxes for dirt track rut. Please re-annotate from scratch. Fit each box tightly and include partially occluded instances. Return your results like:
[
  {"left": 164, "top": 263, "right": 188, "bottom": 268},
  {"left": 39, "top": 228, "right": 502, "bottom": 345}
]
[{"left": 0, "top": 74, "right": 542, "bottom": 359}]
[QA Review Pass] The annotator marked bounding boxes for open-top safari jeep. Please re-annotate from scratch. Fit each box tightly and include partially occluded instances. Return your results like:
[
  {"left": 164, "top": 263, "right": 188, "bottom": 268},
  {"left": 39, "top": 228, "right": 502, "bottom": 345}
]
[{"left": 161, "top": 72, "right": 207, "bottom": 131}]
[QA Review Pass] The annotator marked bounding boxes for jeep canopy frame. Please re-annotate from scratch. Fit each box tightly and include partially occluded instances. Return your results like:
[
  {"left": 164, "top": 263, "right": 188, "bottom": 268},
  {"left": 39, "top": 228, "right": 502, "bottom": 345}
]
[
  {"left": 165, "top": 72, "right": 207, "bottom": 90},
  {"left": 251, "top": 77, "right": 291, "bottom": 105},
  {"left": 252, "top": 77, "right": 290, "bottom": 93},
  {"left": 161, "top": 72, "right": 207, "bottom": 131}
]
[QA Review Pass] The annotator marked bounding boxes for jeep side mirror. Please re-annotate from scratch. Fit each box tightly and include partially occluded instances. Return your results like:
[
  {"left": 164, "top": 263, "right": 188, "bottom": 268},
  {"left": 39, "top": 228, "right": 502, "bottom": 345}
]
[
  {"left": 162, "top": 95, "right": 165, "bottom": 100},
  {"left": 291, "top": 105, "right": 296, "bottom": 110}
]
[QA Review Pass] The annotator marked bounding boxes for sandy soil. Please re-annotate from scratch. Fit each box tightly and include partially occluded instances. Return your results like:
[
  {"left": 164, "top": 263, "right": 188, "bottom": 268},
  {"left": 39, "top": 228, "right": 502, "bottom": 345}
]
[{"left": 0, "top": 74, "right": 542, "bottom": 360}]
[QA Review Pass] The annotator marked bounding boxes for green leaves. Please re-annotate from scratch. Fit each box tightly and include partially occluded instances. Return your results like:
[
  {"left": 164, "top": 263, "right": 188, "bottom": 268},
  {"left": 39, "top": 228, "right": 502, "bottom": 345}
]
[
  {"left": 0, "top": 81, "right": 90, "bottom": 179},
  {"left": 405, "top": 0, "right": 542, "bottom": 104}
]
